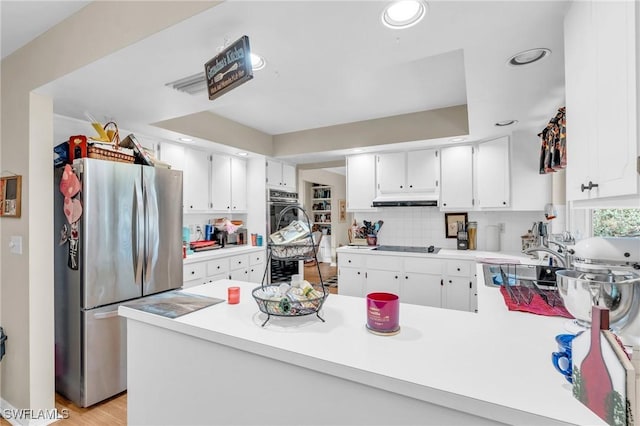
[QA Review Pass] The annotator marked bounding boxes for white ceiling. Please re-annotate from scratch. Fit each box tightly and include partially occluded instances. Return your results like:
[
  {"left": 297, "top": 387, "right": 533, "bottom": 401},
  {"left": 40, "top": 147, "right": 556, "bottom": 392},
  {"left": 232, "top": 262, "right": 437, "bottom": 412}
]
[{"left": 3, "top": 1, "right": 569, "bottom": 164}]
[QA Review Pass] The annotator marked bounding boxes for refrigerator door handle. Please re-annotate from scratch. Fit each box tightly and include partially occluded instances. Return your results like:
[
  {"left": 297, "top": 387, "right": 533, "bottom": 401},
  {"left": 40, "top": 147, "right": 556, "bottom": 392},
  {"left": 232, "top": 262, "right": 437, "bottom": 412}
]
[
  {"left": 143, "top": 176, "right": 158, "bottom": 283},
  {"left": 92, "top": 310, "right": 119, "bottom": 320},
  {"left": 133, "top": 181, "right": 144, "bottom": 286}
]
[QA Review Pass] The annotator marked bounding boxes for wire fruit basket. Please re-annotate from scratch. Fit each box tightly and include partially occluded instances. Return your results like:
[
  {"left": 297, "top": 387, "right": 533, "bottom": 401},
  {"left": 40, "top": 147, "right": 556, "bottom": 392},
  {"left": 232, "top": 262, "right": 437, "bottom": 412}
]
[{"left": 254, "top": 205, "right": 327, "bottom": 326}]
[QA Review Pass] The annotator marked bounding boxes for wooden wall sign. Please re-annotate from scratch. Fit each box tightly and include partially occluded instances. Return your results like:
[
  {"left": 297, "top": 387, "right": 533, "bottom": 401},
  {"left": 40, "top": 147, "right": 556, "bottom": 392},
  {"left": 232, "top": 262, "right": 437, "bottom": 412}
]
[
  {"left": 0, "top": 175, "right": 22, "bottom": 218},
  {"left": 205, "top": 35, "right": 254, "bottom": 101}
]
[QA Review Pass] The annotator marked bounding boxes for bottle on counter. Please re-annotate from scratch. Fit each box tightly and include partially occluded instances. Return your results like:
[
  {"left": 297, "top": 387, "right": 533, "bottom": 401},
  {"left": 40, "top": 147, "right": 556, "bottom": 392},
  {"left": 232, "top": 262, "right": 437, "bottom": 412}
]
[{"left": 468, "top": 222, "right": 477, "bottom": 250}]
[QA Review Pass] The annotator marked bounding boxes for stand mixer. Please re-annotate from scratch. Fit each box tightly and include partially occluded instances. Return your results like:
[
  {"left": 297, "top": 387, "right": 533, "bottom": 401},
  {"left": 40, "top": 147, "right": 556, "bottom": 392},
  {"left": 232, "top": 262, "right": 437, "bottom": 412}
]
[{"left": 556, "top": 237, "right": 640, "bottom": 345}]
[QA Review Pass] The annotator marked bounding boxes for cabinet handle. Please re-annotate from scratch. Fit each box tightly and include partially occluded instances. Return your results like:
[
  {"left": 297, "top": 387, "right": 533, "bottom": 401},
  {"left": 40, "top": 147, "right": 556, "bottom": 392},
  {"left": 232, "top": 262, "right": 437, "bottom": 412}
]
[
  {"left": 457, "top": 267, "right": 460, "bottom": 271},
  {"left": 395, "top": 275, "right": 398, "bottom": 279},
  {"left": 440, "top": 279, "right": 443, "bottom": 286},
  {"left": 469, "top": 282, "right": 472, "bottom": 289},
  {"left": 191, "top": 271, "right": 195, "bottom": 275},
  {"left": 400, "top": 185, "right": 403, "bottom": 189},
  {"left": 502, "top": 201, "right": 506, "bottom": 205},
  {"left": 348, "top": 260, "right": 352, "bottom": 263},
  {"left": 443, "top": 203, "right": 447, "bottom": 206},
  {"left": 409, "top": 185, "right": 413, "bottom": 188},
  {"left": 357, "top": 272, "right": 360, "bottom": 275},
  {"left": 449, "top": 280, "right": 452, "bottom": 284},
  {"left": 217, "top": 266, "right": 220, "bottom": 269},
  {"left": 405, "top": 276, "right": 408, "bottom": 279},
  {"left": 581, "top": 181, "right": 599, "bottom": 192}
]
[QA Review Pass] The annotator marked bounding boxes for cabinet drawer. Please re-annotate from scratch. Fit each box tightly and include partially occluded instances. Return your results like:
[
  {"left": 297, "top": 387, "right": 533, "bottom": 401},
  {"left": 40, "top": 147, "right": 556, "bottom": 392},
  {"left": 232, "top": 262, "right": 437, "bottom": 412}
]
[
  {"left": 404, "top": 258, "right": 442, "bottom": 274},
  {"left": 183, "top": 262, "right": 206, "bottom": 282},
  {"left": 446, "top": 260, "right": 472, "bottom": 277},
  {"left": 365, "top": 255, "right": 400, "bottom": 271},
  {"left": 339, "top": 253, "right": 365, "bottom": 267},
  {"left": 206, "top": 259, "right": 229, "bottom": 276},
  {"left": 230, "top": 254, "right": 250, "bottom": 270},
  {"left": 250, "top": 252, "right": 265, "bottom": 266}
]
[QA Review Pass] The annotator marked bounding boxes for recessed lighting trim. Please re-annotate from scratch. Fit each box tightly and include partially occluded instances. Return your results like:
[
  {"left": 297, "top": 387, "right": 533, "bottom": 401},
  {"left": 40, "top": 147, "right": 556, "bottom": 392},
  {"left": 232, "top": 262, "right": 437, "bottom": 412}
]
[
  {"left": 178, "top": 137, "right": 193, "bottom": 142},
  {"left": 250, "top": 53, "right": 266, "bottom": 71},
  {"left": 495, "top": 120, "right": 519, "bottom": 127},
  {"left": 382, "top": 0, "right": 427, "bottom": 29},
  {"left": 507, "top": 48, "right": 551, "bottom": 66},
  {"left": 237, "top": 152, "right": 248, "bottom": 157}
]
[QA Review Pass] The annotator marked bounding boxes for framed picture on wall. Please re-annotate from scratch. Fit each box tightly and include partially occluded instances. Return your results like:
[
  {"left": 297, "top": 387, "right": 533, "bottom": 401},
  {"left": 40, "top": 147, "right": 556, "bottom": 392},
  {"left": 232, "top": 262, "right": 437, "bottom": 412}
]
[
  {"left": 445, "top": 212, "right": 467, "bottom": 238},
  {"left": 339, "top": 199, "right": 346, "bottom": 222},
  {"left": 0, "top": 175, "right": 22, "bottom": 218}
]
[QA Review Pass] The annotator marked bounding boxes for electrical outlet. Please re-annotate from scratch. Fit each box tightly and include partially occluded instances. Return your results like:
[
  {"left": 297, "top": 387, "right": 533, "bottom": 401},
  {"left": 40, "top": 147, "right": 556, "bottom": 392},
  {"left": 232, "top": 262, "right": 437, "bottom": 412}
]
[
  {"left": 498, "top": 223, "right": 505, "bottom": 233},
  {"left": 9, "top": 236, "right": 22, "bottom": 254}
]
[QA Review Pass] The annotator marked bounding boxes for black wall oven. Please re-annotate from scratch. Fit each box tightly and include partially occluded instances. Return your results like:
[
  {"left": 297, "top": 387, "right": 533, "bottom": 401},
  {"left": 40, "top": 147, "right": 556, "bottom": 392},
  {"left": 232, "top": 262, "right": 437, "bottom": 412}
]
[{"left": 267, "top": 189, "right": 300, "bottom": 283}]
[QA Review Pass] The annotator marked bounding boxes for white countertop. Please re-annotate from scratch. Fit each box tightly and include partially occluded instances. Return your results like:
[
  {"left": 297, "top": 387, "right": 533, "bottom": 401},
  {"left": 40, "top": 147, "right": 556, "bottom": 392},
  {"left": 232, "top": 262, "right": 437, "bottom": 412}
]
[
  {"left": 336, "top": 245, "right": 536, "bottom": 262},
  {"left": 183, "top": 245, "right": 264, "bottom": 264},
  {"left": 119, "top": 269, "right": 603, "bottom": 425}
]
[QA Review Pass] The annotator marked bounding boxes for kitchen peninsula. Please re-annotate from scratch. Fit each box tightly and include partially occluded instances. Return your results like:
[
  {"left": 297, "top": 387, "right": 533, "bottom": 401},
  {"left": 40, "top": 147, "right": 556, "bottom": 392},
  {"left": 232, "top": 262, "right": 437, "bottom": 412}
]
[{"left": 119, "top": 264, "right": 604, "bottom": 426}]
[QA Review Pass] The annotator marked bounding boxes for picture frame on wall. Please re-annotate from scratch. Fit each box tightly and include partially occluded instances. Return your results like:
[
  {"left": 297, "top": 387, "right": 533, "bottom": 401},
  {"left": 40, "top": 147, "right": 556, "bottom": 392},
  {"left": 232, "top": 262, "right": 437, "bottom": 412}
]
[
  {"left": 445, "top": 212, "right": 467, "bottom": 238},
  {"left": 339, "top": 199, "right": 346, "bottom": 222},
  {"left": 0, "top": 175, "right": 22, "bottom": 218}
]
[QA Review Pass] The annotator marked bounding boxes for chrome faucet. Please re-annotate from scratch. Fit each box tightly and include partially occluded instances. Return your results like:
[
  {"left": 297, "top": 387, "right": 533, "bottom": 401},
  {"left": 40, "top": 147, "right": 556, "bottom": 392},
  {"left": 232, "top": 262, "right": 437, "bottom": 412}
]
[{"left": 523, "top": 245, "right": 572, "bottom": 267}]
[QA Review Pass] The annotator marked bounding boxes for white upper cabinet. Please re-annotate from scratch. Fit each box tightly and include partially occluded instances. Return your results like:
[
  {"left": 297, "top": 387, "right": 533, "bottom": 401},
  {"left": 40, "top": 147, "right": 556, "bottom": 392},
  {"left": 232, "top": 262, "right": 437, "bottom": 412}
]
[
  {"left": 211, "top": 154, "right": 247, "bottom": 212},
  {"left": 183, "top": 149, "right": 210, "bottom": 212},
  {"left": 158, "top": 142, "right": 185, "bottom": 170},
  {"left": 476, "top": 137, "right": 510, "bottom": 208},
  {"left": 377, "top": 149, "right": 438, "bottom": 194},
  {"left": 564, "top": 0, "right": 638, "bottom": 201},
  {"left": 266, "top": 159, "right": 296, "bottom": 191},
  {"left": 230, "top": 157, "right": 247, "bottom": 211},
  {"left": 440, "top": 145, "right": 474, "bottom": 209},
  {"left": 346, "top": 153, "right": 377, "bottom": 211}
]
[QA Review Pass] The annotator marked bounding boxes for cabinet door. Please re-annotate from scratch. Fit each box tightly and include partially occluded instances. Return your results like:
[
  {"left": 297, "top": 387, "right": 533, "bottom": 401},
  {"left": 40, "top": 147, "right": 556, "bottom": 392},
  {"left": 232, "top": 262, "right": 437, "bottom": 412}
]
[
  {"left": 210, "top": 154, "right": 232, "bottom": 211},
  {"left": 346, "top": 154, "right": 377, "bottom": 211},
  {"left": 407, "top": 149, "right": 439, "bottom": 193},
  {"left": 230, "top": 157, "right": 247, "bottom": 211},
  {"left": 229, "top": 268, "right": 249, "bottom": 282},
  {"left": 365, "top": 269, "right": 401, "bottom": 296},
  {"left": 249, "top": 264, "right": 265, "bottom": 284},
  {"left": 266, "top": 159, "right": 282, "bottom": 188},
  {"left": 377, "top": 152, "right": 406, "bottom": 193},
  {"left": 401, "top": 273, "right": 441, "bottom": 307},
  {"left": 338, "top": 267, "right": 365, "bottom": 297},
  {"left": 476, "top": 137, "right": 510, "bottom": 208},
  {"left": 159, "top": 143, "right": 184, "bottom": 170},
  {"left": 440, "top": 145, "right": 474, "bottom": 209},
  {"left": 183, "top": 150, "right": 210, "bottom": 211},
  {"left": 592, "top": 0, "right": 638, "bottom": 199},
  {"left": 442, "top": 276, "right": 472, "bottom": 312},
  {"left": 281, "top": 163, "right": 296, "bottom": 190}
]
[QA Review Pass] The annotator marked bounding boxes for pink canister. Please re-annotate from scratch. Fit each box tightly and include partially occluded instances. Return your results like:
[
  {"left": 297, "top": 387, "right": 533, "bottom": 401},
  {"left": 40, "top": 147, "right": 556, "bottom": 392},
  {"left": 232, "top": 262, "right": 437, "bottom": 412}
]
[{"left": 366, "top": 292, "right": 400, "bottom": 335}]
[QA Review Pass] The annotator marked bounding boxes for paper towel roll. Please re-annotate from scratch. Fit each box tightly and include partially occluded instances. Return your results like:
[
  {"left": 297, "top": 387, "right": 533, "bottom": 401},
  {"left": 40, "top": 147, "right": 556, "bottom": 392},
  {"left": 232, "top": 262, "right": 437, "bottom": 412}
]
[{"left": 485, "top": 225, "right": 500, "bottom": 252}]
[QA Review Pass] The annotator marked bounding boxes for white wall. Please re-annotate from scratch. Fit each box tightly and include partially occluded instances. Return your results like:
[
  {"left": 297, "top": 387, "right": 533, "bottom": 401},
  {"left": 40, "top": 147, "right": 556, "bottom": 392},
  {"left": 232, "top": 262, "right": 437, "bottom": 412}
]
[{"left": 354, "top": 208, "right": 545, "bottom": 255}]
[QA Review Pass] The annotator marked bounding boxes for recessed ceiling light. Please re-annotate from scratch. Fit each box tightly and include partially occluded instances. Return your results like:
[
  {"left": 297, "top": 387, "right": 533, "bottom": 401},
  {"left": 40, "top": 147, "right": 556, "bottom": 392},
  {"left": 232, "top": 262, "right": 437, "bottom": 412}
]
[
  {"left": 507, "top": 48, "right": 551, "bottom": 66},
  {"left": 382, "top": 0, "right": 427, "bottom": 29},
  {"left": 495, "top": 120, "right": 519, "bottom": 127},
  {"left": 178, "top": 137, "right": 193, "bottom": 142},
  {"left": 450, "top": 137, "right": 466, "bottom": 142},
  {"left": 250, "top": 53, "right": 266, "bottom": 71},
  {"left": 237, "top": 152, "right": 248, "bottom": 157}
]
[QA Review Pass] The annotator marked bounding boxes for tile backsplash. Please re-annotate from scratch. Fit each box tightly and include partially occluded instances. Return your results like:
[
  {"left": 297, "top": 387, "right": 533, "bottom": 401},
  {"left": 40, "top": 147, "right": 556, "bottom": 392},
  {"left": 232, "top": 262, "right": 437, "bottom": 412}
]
[{"left": 354, "top": 208, "right": 546, "bottom": 254}]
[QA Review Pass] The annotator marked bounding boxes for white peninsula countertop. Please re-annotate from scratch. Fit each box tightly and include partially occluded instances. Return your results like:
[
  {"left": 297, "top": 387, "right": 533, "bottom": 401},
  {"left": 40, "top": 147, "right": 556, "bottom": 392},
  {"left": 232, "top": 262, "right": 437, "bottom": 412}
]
[{"left": 119, "top": 268, "right": 604, "bottom": 425}]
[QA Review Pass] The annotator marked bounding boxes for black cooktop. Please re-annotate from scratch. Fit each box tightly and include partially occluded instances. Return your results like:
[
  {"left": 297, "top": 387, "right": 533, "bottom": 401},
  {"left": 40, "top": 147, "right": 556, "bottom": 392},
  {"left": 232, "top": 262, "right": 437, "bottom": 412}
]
[{"left": 373, "top": 245, "right": 440, "bottom": 254}]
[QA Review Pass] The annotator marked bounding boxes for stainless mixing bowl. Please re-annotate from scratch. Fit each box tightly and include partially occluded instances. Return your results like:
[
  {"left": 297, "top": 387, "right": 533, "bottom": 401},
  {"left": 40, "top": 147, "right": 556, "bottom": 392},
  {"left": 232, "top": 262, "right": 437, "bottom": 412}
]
[{"left": 556, "top": 269, "right": 640, "bottom": 329}]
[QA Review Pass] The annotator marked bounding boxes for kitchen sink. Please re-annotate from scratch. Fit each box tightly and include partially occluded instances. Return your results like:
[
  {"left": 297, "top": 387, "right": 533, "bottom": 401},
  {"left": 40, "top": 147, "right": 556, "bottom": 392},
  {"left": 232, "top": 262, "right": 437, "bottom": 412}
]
[{"left": 481, "top": 264, "right": 561, "bottom": 288}]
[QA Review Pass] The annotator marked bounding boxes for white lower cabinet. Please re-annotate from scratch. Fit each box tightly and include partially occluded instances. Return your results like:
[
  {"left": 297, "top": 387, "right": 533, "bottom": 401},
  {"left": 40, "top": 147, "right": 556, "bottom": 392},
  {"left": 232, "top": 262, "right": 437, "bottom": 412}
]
[
  {"left": 183, "top": 250, "right": 265, "bottom": 288},
  {"left": 337, "top": 252, "right": 476, "bottom": 312}
]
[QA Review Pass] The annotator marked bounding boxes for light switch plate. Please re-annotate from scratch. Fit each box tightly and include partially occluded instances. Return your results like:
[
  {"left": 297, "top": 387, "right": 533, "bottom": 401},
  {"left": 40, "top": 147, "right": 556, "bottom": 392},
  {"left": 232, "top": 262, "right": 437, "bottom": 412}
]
[{"left": 9, "top": 236, "right": 22, "bottom": 254}]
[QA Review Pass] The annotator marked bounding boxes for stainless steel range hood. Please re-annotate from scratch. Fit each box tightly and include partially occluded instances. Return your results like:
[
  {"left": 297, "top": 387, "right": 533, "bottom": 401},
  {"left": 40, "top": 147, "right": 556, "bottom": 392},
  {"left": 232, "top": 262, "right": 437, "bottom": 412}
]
[{"left": 372, "top": 193, "right": 439, "bottom": 207}]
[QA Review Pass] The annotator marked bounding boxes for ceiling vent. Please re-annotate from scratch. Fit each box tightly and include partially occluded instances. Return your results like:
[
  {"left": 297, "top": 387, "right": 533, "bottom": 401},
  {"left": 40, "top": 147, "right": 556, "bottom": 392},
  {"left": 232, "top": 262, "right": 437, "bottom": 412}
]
[{"left": 165, "top": 72, "right": 207, "bottom": 95}]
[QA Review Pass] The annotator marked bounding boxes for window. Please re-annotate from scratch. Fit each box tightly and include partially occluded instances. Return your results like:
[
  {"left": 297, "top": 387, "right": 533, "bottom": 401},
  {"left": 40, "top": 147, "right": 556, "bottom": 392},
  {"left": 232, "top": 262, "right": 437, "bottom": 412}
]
[{"left": 592, "top": 208, "right": 640, "bottom": 237}]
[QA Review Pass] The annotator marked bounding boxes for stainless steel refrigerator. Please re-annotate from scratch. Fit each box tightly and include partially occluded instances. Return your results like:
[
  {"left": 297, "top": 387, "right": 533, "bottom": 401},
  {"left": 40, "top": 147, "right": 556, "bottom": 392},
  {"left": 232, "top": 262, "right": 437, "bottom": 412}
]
[{"left": 54, "top": 158, "right": 183, "bottom": 407}]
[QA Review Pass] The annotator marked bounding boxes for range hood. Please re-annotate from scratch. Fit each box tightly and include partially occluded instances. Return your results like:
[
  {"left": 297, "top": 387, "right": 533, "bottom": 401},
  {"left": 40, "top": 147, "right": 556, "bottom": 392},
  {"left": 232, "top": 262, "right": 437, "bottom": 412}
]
[{"left": 372, "top": 193, "right": 439, "bottom": 207}]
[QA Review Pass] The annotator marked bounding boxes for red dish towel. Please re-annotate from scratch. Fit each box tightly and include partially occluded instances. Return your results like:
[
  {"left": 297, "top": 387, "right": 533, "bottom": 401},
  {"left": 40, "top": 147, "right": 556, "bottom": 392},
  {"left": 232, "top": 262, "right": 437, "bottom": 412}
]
[{"left": 499, "top": 286, "right": 574, "bottom": 318}]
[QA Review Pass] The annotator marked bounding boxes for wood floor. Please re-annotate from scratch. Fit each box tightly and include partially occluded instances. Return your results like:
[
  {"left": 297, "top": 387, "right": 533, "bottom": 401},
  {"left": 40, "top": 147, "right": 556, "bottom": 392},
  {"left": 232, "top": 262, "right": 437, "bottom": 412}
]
[
  {"left": 0, "top": 392, "right": 127, "bottom": 425},
  {"left": 0, "top": 263, "right": 338, "bottom": 425},
  {"left": 304, "top": 261, "right": 338, "bottom": 294}
]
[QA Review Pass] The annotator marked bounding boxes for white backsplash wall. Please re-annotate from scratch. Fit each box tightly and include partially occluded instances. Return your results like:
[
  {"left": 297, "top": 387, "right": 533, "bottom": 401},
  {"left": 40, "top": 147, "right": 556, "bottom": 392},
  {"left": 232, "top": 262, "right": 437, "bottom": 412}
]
[{"left": 354, "top": 208, "right": 545, "bottom": 254}]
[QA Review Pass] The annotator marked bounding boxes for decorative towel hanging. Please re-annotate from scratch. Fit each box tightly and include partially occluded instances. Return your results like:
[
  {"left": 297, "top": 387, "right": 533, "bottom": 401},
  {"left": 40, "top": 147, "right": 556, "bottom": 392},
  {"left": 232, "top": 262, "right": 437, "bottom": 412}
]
[{"left": 538, "top": 106, "right": 566, "bottom": 174}]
